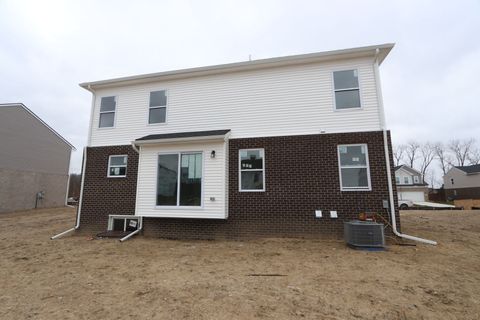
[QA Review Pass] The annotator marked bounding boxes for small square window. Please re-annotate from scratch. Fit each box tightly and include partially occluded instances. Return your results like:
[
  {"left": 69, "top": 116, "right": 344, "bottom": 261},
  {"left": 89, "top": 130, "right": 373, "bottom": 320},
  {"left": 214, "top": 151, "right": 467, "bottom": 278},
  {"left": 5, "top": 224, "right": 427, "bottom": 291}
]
[{"left": 108, "top": 155, "right": 127, "bottom": 177}]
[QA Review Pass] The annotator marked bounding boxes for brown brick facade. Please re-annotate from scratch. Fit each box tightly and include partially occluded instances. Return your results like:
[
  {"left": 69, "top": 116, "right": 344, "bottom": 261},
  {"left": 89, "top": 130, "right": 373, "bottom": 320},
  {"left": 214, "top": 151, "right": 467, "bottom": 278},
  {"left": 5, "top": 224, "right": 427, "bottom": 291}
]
[
  {"left": 445, "top": 187, "right": 480, "bottom": 201},
  {"left": 78, "top": 145, "right": 138, "bottom": 233},
  {"left": 78, "top": 131, "right": 400, "bottom": 239}
]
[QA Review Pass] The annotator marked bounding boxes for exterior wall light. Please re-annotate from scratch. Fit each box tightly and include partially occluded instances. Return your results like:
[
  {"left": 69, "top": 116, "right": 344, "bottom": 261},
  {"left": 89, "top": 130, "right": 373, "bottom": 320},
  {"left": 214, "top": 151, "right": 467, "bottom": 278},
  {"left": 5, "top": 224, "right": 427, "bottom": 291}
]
[{"left": 210, "top": 150, "right": 216, "bottom": 158}]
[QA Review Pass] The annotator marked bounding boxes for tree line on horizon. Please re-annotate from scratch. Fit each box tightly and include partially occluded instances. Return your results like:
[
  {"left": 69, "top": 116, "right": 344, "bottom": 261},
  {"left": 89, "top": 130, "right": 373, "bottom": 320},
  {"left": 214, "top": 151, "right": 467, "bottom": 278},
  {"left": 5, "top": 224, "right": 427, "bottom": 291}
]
[{"left": 393, "top": 138, "right": 480, "bottom": 187}]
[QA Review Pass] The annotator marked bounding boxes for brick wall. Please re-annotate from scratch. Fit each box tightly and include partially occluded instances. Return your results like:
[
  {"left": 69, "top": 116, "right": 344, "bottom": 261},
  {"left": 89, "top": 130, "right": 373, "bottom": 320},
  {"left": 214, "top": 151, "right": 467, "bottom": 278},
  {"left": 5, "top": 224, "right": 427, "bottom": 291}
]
[
  {"left": 78, "top": 145, "right": 138, "bottom": 233},
  {"left": 79, "top": 131, "right": 400, "bottom": 239},
  {"left": 445, "top": 187, "right": 480, "bottom": 201}
]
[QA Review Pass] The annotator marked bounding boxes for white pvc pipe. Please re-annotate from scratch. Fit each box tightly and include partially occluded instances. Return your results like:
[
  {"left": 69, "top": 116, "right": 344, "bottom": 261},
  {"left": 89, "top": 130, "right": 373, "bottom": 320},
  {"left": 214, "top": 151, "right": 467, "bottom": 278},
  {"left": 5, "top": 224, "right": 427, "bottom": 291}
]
[
  {"left": 119, "top": 229, "right": 141, "bottom": 242},
  {"left": 119, "top": 217, "right": 143, "bottom": 242},
  {"left": 50, "top": 228, "right": 76, "bottom": 240},
  {"left": 374, "top": 48, "right": 437, "bottom": 245}
]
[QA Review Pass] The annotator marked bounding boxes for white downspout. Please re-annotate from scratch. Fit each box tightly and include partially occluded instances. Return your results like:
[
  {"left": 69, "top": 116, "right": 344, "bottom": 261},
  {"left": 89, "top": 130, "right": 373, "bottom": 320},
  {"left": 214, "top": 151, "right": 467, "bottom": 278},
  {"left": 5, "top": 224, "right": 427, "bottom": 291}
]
[
  {"left": 374, "top": 48, "right": 437, "bottom": 245},
  {"left": 131, "top": 141, "right": 139, "bottom": 153},
  {"left": 119, "top": 217, "right": 143, "bottom": 242},
  {"left": 51, "top": 146, "right": 87, "bottom": 239}
]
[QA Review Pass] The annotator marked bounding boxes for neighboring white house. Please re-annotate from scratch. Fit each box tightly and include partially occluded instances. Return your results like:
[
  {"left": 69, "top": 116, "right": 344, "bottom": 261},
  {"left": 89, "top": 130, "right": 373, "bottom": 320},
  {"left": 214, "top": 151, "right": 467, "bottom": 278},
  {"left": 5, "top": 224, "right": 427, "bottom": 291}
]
[{"left": 394, "top": 165, "right": 428, "bottom": 203}]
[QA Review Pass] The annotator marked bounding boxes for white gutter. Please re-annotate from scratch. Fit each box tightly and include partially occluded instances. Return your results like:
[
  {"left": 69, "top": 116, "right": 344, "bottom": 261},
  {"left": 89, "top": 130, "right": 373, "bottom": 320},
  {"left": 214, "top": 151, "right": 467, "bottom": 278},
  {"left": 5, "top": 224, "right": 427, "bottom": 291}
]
[
  {"left": 86, "top": 85, "right": 96, "bottom": 146},
  {"left": 51, "top": 147, "right": 88, "bottom": 239},
  {"left": 374, "top": 48, "right": 437, "bottom": 245}
]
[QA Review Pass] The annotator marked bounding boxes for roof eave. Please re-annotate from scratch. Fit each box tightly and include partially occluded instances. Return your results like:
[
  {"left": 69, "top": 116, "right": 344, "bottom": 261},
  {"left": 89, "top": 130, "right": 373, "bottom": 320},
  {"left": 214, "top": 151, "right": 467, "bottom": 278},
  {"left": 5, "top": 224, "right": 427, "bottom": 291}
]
[{"left": 80, "top": 43, "right": 395, "bottom": 90}]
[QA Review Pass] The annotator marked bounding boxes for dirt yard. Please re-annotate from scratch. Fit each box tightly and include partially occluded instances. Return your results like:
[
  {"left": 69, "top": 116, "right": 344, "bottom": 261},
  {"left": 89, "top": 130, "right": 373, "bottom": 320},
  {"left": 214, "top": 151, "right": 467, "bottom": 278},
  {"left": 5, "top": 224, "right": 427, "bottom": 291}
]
[{"left": 0, "top": 208, "right": 479, "bottom": 320}]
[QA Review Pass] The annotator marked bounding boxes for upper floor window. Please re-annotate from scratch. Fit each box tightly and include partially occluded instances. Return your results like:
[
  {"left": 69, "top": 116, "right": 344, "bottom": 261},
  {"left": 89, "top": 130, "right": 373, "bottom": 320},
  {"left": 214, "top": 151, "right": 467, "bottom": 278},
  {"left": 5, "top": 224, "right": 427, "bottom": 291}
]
[
  {"left": 333, "top": 70, "right": 361, "bottom": 110},
  {"left": 395, "top": 176, "right": 400, "bottom": 184},
  {"left": 404, "top": 176, "right": 409, "bottom": 184},
  {"left": 108, "top": 155, "right": 127, "bottom": 177},
  {"left": 149, "top": 90, "right": 167, "bottom": 124},
  {"left": 338, "top": 144, "right": 371, "bottom": 191},
  {"left": 413, "top": 176, "right": 420, "bottom": 184},
  {"left": 99, "top": 96, "right": 116, "bottom": 128},
  {"left": 239, "top": 149, "right": 265, "bottom": 192}
]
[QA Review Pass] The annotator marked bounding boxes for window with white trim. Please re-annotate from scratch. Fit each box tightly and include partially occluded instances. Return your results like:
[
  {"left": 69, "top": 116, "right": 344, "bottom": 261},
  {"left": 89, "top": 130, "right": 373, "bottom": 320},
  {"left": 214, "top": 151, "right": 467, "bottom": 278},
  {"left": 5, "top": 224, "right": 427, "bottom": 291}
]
[
  {"left": 99, "top": 96, "right": 116, "bottom": 128},
  {"left": 149, "top": 90, "right": 167, "bottom": 124},
  {"left": 239, "top": 149, "right": 265, "bottom": 191},
  {"left": 157, "top": 152, "right": 202, "bottom": 206},
  {"left": 333, "top": 70, "right": 361, "bottom": 109},
  {"left": 108, "top": 155, "right": 127, "bottom": 177},
  {"left": 404, "top": 176, "right": 409, "bottom": 184},
  {"left": 413, "top": 176, "right": 420, "bottom": 184},
  {"left": 395, "top": 176, "right": 400, "bottom": 184},
  {"left": 338, "top": 144, "right": 371, "bottom": 190}
]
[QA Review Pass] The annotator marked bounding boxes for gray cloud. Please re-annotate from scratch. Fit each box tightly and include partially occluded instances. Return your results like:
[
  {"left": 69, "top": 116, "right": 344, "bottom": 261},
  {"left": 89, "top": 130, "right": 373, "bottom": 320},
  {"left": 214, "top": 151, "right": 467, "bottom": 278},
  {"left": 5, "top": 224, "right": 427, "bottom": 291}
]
[{"left": 1, "top": 0, "right": 479, "bottom": 174}]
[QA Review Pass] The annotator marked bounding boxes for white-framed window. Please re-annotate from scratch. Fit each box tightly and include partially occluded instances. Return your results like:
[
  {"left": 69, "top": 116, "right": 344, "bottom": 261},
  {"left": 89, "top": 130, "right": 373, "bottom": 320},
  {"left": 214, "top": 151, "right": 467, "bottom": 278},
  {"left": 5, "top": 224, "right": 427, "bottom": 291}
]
[
  {"left": 108, "top": 155, "right": 128, "bottom": 178},
  {"left": 149, "top": 90, "right": 167, "bottom": 124},
  {"left": 333, "top": 69, "right": 361, "bottom": 110},
  {"left": 337, "top": 144, "right": 371, "bottom": 191},
  {"left": 99, "top": 96, "right": 116, "bottom": 128},
  {"left": 156, "top": 152, "right": 203, "bottom": 207},
  {"left": 239, "top": 148, "right": 265, "bottom": 192},
  {"left": 413, "top": 176, "right": 420, "bottom": 184},
  {"left": 396, "top": 176, "right": 400, "bottom": 184},
  {"left": 404, "top": 176, "right": 409, "bottom": 184}
]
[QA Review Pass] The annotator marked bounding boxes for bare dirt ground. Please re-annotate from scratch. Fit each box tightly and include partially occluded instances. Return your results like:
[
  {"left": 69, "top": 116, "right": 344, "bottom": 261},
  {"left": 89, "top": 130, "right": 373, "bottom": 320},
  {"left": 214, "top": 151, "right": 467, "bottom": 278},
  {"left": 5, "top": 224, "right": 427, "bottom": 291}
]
[{"left": 0, "top": 208, "right": 479, "bottom": 320}]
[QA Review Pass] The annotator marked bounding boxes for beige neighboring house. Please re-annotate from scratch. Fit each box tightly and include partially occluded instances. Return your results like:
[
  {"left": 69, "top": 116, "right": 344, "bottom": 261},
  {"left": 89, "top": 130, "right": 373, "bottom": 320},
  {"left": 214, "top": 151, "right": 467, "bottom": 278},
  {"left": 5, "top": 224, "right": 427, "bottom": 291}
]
[
  {"left": 0, "top": 103, "right": 75, "bottom": 213},
  {"left": 443, "top": 165, "right": 480, "bottom": 208},
  {"left": 394, "top": 165, "right": 428, "bottom": 205}
]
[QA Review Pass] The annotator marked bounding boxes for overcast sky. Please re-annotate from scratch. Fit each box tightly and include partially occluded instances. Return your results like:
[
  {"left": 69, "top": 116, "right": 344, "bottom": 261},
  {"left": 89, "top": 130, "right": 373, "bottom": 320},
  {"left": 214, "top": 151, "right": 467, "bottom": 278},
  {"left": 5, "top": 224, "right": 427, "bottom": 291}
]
[{"left": 1, "top": 0, "right": 479, "bottom": 174}]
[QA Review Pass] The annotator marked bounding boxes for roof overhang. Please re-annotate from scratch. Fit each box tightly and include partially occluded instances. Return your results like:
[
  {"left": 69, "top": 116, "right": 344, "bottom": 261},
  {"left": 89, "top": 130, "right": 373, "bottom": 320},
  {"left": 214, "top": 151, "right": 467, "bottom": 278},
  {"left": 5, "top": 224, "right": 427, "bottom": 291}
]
[
  {"left": 80, "top": 43, "right": 394, "bottom": 91},
  {"left": 134, "top": 129, "right": 231, "bottom": 146}
]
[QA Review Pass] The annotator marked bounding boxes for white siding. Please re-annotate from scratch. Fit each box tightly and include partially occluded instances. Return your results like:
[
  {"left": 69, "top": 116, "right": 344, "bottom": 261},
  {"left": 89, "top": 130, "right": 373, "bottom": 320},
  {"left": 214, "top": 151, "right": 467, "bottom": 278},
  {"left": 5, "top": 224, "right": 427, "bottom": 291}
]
[
  {"left": 395, "top": 168, "right": 421, "bottom": 185},
  {"left": 135, "top": 139, "right": 227, "bottom": 218},
  {"left": 89, "top": 57, "right": 381, "bottom": 146}
]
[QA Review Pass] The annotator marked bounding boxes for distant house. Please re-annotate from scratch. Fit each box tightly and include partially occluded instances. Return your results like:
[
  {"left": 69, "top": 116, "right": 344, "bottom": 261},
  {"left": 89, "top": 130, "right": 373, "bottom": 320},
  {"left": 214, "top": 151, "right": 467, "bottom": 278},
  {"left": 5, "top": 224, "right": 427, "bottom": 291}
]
[
  {"left": 443, "top": 165, "right": 480, "bottom": 201},
  {"left": 394, "top": 165, "right": 428, "bottom": 202},
  {"left": 0, "top": 103, "right": 75, "bottom": 213}
]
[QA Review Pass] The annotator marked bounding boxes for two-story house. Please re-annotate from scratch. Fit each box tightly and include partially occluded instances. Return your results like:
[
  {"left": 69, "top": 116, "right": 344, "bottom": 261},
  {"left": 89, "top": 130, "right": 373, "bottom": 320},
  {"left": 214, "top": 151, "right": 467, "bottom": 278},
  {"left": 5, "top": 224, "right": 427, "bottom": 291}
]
[
  {"left": 444, "top": 165, "right": 480, "bottom": 208},
  {"left": 394, "top": 165, "right": 428, "bottom": 206},
  {"left": 74, "top": 44, "right": 400, "bottom": 239},
  {"left": 0, "top": 103, "right": 75, "bottom": 213}
]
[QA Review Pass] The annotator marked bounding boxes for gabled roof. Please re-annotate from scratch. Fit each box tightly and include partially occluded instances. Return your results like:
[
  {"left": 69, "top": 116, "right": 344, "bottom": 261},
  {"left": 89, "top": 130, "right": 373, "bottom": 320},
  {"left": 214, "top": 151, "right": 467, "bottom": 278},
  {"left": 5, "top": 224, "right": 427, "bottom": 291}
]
[
  {"left": 0, "top": 103, "right": 76, "bottom": 150},
  {"left": 394, "top": 164, "right": 422, "bottom": 176},
  {"left": 455, "top": 164, "right": 480, "bottom": 174},
  {"left": 80, "top": 43, "right": 394, "bottom": 91}
]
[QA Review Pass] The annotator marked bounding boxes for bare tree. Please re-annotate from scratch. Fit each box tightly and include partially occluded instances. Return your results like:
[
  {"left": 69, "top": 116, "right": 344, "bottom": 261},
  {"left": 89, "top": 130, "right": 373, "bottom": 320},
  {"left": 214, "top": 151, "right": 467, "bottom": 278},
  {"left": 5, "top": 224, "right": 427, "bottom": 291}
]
[
  {"left": 393, "top": 144, "right": 406, "bottom": 166},
  {"left": 448, "top": 138, "right": 475, "bottom": 166},
  {"left": 405, "top": 141, "right": 420, "bottom": 169},
  {"left": 468, "top": 146, "right": 480, "bottom": 165},
  {"left": 434, "top": 142, "right": 452, "bottom": 175},
  {"left": 418, "top": 143, "right": 436, "bottom": 177}
]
